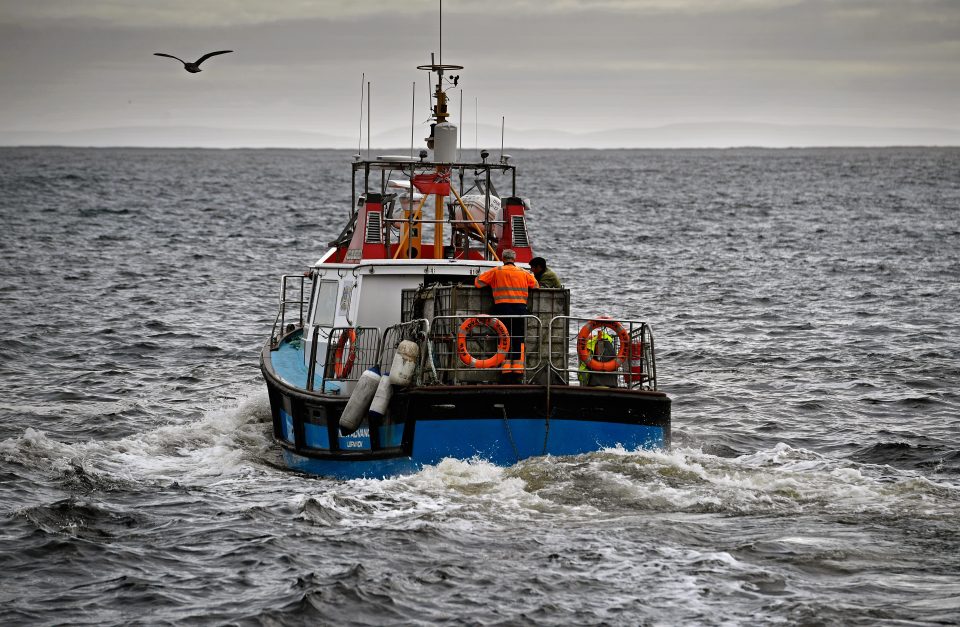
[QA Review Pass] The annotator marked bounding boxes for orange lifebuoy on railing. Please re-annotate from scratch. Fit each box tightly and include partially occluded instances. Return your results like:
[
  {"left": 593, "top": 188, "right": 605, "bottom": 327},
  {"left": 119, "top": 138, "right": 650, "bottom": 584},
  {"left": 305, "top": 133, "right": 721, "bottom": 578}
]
[
  {"left": 576, "top": 318, "right": 630, "bottom": 372},
  {"left": 333, "top": 328, "right": 357, "bottom": 378},
  {"left": 457, "top": 316, "right": 510, "bottom": 369}
]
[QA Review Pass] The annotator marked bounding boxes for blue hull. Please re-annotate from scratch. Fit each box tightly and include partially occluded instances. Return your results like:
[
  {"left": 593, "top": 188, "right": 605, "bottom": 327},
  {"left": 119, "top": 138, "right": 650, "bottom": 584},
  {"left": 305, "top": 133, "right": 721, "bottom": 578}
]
[
  {"left": 279, "top": 416, "right": 667, "bottom": 479},
  {"left": 262, "top": 342, "right": 671, "bottom": 480}
]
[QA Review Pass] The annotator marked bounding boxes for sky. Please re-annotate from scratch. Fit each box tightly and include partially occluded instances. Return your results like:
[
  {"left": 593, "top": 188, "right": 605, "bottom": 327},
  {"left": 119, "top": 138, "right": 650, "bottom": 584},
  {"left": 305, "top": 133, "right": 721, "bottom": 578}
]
[{"left": 1, "top": 0, "right": 958, "bottom": 147}]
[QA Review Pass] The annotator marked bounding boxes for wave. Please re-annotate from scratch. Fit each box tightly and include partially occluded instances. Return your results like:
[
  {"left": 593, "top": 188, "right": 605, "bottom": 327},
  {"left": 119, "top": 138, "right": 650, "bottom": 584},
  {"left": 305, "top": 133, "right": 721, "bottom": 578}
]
[
  {"left": 4, "top": 390, "right": 958, "bottom": 532},
  {"left": 16, "top": 497, "right": 148, "bottom": 540},
  {"left": 286, "top": 443, "right": 960, "bottom": 532},
  {"left": 0, "top": 388, "right": 275, "bottom": 490}
]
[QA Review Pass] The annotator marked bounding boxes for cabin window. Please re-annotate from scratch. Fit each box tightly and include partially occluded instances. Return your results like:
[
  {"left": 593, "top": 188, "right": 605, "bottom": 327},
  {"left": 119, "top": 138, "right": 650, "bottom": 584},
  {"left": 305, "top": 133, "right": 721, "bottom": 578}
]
[{"left": 312, "top": 280, "right": 338, "bottom": 327}]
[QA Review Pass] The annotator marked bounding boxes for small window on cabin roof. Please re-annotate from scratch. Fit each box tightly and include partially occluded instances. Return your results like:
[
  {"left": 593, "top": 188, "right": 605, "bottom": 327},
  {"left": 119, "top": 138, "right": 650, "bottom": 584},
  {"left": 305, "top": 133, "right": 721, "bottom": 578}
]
[{"left": 312, "top": 281, "right": 338, "bottom": 327}]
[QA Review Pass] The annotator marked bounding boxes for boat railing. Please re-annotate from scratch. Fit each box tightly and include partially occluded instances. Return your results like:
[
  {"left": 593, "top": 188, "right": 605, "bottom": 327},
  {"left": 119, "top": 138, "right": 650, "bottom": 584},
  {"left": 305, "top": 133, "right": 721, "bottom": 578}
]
[
  {"left": 270, "top": 273, "right": 311, "bottom": 348},
  {"left": 305, "top": 325, "right": 381, "bottom": 392},
  {"left": 378, "top": 319, "right": 435, "bottom": 386},
  {"left": 428, "top": 314, "right": 544, "bottom": 385},
  {"left": 352, "top": 159, "right": 516, "bottom": 261},
  {"left": 547, "top": 316, "right": 657, "bottom": 391}
]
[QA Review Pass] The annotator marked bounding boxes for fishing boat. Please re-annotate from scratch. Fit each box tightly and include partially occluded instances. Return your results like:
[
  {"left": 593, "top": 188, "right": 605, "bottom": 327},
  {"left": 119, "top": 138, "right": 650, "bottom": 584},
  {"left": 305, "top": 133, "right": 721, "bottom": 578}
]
[{"left": 260, "top": 58, "right": 670, "bottom": 478}]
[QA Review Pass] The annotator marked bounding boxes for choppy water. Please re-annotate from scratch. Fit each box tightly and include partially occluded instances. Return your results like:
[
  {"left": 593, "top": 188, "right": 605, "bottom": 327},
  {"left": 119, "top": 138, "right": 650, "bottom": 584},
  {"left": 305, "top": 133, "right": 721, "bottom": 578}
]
[{"left": 1, "top": 146, "right": 959, "bottom": 625}]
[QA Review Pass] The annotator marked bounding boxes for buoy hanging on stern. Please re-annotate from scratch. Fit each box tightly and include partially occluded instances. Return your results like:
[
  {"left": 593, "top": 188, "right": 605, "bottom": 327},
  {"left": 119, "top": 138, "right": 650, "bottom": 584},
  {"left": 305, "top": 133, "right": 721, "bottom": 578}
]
[
  {"left": 389, "top": 340, "right": 420, "bottom": 386},
  {"left": 368, "top": 375, "right": 393, "bottom": 420},
  {"left": 339, "top": 367, "right": 381, "bottom": 436}
]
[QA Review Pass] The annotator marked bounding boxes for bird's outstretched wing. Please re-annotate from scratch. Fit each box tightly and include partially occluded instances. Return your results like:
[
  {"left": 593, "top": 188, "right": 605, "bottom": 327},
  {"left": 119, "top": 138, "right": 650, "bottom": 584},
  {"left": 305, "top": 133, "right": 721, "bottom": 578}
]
[
  {"left": 154, "top": 53, "right": 186, "bottom": 64},
  {"left": 194, "top": 50, "right": 233, "bottom": 66}
]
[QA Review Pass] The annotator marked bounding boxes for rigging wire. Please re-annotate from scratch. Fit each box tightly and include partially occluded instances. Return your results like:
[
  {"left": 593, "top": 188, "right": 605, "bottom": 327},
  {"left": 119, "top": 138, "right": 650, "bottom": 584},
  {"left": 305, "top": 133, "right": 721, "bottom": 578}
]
[
  {"left": 367, "top": 80, "right": 371, "bottom": 159},
  {"left": 357, "top": 72, "right": 364, "bottom": 156},
  {"left": 410, "top": 81, "right": 416, "bottom": 158}
]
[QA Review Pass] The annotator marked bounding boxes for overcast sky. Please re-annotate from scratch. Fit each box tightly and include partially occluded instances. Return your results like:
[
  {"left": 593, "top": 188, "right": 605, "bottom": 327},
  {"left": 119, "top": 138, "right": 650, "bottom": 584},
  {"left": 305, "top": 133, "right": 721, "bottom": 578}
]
[{"left": 1, "top": 0, "right": 958, "bottom": 147}]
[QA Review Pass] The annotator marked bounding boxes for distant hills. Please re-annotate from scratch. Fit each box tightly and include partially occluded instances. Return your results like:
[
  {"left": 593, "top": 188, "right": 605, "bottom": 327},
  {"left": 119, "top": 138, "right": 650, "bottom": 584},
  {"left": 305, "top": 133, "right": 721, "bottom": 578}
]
[{"left": 2, "top": 122, "right": 959, "bottom": 149}]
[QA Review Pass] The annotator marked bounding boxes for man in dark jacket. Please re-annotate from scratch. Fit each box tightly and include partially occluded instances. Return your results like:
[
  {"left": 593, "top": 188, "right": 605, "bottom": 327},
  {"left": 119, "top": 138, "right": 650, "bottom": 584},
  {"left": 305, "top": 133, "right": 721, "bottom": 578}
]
[{"left": 529, "top": 257, "right": 562, "bottom": 288}]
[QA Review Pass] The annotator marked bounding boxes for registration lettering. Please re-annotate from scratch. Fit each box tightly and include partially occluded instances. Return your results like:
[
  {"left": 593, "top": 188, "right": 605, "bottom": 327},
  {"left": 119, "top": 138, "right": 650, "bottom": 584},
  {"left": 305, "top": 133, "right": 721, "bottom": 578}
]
[{"left": 342, "top": 428, "right": 370, "bottom": 448}]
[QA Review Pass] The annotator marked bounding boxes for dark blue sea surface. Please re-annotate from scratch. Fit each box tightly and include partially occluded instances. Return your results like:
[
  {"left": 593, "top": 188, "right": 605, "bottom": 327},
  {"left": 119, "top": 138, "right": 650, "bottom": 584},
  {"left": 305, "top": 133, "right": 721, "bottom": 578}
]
[{"left": 1, "top": 146, "right": 959, "bottom": 625}]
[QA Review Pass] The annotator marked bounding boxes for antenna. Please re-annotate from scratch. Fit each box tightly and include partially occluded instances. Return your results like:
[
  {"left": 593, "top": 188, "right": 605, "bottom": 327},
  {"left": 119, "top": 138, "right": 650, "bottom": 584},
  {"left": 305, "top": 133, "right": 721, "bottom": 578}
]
[
  {"left": 474, "top": 97, "right": 478, "bottom": 152},
  {"left": 366, "top": 80, "right": 371, "bottom": 159},
  {"left": 500, "top": 116, "right": 505, "bottom": 162},
  {"left": 415, "top": 40, "right": 462, "bottom": 160},
  {"left": 357, "top": 73, "right": 364, "bottom": 156},
  {"left": 458, "top": 89, "right": 463, "bottom": 162},
  {"left": 426, "top": 64, "right": 432, "bottom": 117},
  {"left": 417, "top": 52, "right": 460, "bottom": 127},
  {"left": 410, "top": 81, "right": 416, "bottom": 158},
  {"left": 439, "top": 0, "right": 442, "bottom": 67}
]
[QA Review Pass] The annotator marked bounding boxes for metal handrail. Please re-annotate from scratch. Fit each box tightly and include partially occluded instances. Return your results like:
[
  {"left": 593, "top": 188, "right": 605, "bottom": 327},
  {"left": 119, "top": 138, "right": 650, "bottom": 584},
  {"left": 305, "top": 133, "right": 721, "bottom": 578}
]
[
  {"left": 353, "top": 160, "right": 517, "bottom": 261},
  {"left": 382, "top": 218, "right": 506, "bottom": 225},
  {"left": 428, "top": 314, "right": 543, "bottom": 385},
  {"left": 306, "top": 325, "right": 381, "bottom": 392},
  {"left": 377, "top": 319, "right": 434, "bottom": 386},
  {"left": 547, "top": 316, "right": 657, "bottom": 391},
  {"left": 270, "top": 273, "right": 311, "bottom": 348}
]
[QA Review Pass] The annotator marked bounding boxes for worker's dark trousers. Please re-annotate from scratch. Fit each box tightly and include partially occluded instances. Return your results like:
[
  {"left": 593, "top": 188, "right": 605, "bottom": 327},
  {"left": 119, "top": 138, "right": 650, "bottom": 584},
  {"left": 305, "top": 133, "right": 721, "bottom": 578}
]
[{"left": 491, "top": 302, "right": 527, "bottom": 361}]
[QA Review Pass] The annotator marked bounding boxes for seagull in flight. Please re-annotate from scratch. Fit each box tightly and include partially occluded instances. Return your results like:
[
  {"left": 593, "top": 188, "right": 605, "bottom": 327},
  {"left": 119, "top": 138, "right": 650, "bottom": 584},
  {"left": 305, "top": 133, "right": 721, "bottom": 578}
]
[{"left": 153, "top": 50, "right": 233, "bottom": 73}]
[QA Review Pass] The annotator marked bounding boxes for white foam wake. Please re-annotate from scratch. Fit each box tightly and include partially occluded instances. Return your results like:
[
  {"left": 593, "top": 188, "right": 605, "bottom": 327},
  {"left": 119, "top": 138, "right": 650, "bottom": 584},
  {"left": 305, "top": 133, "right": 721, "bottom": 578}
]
[{"left": 0, "top": 387, "right": 276, "bottom": 488}]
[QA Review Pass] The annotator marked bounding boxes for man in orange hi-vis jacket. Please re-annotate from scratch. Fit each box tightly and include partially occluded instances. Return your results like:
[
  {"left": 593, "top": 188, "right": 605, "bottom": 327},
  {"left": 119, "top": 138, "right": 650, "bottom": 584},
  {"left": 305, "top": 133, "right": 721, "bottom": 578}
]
[{"left": 475, "top": 249, "right": 539, "bottom": 380}]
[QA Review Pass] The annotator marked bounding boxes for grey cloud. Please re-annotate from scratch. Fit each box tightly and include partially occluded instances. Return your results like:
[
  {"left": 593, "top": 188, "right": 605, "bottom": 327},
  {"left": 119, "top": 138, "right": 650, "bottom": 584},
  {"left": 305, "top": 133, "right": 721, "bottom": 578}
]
[
  {"left": 0, "top": 0, "right": 957, "bottom": 144},
  {"left": 0, "top": 0, "right": 835, "bottom": 28}
]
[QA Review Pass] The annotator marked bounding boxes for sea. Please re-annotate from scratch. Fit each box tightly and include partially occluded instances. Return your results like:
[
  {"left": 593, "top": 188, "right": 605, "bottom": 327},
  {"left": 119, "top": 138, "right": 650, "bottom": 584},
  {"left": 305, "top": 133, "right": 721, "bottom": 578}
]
[{"left": 1, "top": 146, "right": 958, "bottom": 626}]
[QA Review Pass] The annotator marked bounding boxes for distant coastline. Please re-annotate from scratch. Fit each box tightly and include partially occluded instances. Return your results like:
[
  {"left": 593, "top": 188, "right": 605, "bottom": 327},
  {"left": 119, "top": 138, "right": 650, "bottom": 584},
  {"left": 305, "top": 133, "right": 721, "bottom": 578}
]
[{"left": 2, "top": 122, "right": 958, "bottom": 150}]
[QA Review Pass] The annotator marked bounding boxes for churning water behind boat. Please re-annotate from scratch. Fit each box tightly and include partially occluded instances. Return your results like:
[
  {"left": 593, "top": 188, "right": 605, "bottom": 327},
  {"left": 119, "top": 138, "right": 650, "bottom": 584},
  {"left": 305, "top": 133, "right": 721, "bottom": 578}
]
[{"left": 1, "top": 147, "right": 959, "bottom": 625}]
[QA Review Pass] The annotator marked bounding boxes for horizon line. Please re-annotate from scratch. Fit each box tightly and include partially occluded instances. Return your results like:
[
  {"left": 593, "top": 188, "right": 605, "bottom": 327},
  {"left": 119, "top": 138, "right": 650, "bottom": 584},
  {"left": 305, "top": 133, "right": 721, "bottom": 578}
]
[{"left": 3, "top": 144, "right": 959, "bottom": 150}]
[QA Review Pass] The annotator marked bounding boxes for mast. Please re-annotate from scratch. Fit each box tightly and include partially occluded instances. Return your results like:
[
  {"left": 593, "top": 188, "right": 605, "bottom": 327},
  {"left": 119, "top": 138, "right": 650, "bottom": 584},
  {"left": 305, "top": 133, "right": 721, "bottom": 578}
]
[
  {"left": 339, "top": 52, "right": 521, "bottom": 264},
  {"left": 415, "top": 56, "right": 463, "bottom": 259}
]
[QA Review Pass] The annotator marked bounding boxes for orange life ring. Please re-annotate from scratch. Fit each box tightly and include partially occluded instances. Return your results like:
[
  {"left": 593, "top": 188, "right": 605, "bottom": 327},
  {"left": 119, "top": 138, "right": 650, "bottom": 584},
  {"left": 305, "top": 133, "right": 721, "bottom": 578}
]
[
  {"left": 457, "top": 316, "right": 510, "bottom": 369},
  {"left": 576, "top": 318, "right": 630, "bottom": 372},
  {"left": 333, "top": 328, "right": 357, "bottom": 378}
]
